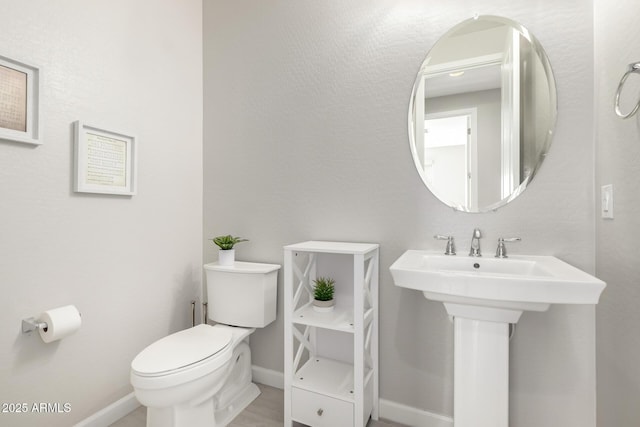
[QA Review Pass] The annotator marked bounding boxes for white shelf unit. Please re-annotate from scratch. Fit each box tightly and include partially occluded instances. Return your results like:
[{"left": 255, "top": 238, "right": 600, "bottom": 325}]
[{"left": 284, "top": 241, "right": 379, "bottom": 427}]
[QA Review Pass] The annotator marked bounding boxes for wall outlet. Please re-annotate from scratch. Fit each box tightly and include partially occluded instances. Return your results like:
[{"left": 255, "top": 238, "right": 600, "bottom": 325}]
[{"left": 601, "top": 184, "right": 614, "bottom": 219}]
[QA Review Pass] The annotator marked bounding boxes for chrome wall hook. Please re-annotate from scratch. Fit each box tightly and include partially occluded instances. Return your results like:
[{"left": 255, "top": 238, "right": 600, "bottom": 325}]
[{"left": 614, "top": 62, "right": 640, "bottom": 119}]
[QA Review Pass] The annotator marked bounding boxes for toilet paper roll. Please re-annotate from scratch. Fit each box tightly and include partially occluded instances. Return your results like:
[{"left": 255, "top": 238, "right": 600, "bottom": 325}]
[{"left": 38, "top": 305, "right": 82, "bottom": 343}]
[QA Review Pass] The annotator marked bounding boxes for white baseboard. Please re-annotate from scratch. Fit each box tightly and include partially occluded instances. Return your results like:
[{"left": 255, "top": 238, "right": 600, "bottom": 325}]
[
  {"left": 379, "top": 398, "right": 453, "bottom": 427},
  {"left": 73, "top": 392, "right": 140, "bottom": 427},
  {"left": 252, "top": 364, "right": 285, "bottom": 389},
  {"left": 251, "top": 365, "right": 453, "bottom": 427}
]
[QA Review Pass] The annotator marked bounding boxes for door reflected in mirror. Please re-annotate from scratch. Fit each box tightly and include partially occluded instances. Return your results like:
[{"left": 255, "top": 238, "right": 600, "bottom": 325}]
[{"left": 408, "top": 15, "right": 557, "bottom": 212}]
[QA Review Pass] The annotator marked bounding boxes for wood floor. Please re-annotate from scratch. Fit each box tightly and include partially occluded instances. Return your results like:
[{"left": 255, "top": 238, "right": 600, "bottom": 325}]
[{"left": 110, "top": 384, "right": 407, "bottom": 427}]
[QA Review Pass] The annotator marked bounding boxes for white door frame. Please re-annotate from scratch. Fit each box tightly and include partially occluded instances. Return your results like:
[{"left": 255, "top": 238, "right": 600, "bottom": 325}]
[
  {"left": 425, "top": 108, "right": 478, "bottom": 211},
  {"left": 500, "top": 28, "right": 521, "bottom": 199}
]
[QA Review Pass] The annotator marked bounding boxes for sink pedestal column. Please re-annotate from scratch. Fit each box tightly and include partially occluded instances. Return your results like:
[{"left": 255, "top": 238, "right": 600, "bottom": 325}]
[{"left": 453, "top": 316, "right": 509, "bottom": 427}]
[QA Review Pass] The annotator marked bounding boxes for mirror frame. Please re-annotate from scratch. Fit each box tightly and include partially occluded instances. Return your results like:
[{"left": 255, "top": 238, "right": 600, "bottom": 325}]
[{"left": 408, "top": 15, "right": 557, "bottom": 212}]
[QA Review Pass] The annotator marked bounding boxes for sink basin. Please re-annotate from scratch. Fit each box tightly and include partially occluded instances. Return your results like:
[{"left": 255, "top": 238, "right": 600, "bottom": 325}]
[
  {"left": 390, "top": 249, "right": 606, "bottom": 427},
  {"left": 390, "top": 250, "right": 606, "bottom": 322}
]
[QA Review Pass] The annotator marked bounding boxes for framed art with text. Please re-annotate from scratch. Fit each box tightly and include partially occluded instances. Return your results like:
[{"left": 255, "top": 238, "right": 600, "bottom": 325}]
[
  {"left": 73, "top": 121, "right": 138, "bottom": 196},
  {"left": 0, "top": 54, "right": 41, "bottom": 145}
]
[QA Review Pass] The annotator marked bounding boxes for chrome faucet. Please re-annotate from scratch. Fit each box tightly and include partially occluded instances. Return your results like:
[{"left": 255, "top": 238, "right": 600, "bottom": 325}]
[
  {"left": 469, "top": 228, "right": 482, "bottom": 257},
  {"left": 495, "top": 237, "right": 521, "bottom": 258},
  {"left": 434, "top": 235, "right": 456, "bottom": 255}
]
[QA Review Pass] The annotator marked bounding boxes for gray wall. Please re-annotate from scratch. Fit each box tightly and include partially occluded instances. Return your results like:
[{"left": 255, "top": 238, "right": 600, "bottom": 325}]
[
  {"left": 0, "top": 1, "right": 203, "bottom": 425},
  {"left": 203, "top": 1, "right": 597, "bottom": 425},
  {"left": 594, "top": 0, "right": 640, "bottom": 425}
]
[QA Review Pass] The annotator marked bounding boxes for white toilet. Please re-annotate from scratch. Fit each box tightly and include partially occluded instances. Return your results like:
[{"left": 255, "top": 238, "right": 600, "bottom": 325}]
[{"left": 130, "top": 261, "right": 280, "bottom": 427}]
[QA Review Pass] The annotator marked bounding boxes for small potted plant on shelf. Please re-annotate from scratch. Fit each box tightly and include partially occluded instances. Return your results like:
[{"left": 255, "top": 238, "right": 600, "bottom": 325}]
[
  {"left": 312, "top": 277, "right": 335, "bottom": 312},
  {"left": 211, "top": 235, "right": 248, "bottom": 266}
]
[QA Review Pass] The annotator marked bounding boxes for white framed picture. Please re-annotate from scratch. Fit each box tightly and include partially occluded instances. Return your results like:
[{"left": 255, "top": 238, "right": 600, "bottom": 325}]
[
  {"left": 0, "top": 54, "right": 41, "bottom": 145},
  {"left": 74, "top": 121, "right": 137, "bottom": 196}
]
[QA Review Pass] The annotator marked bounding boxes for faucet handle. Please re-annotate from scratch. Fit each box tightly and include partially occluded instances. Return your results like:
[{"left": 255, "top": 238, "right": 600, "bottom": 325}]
[
  {"left": 434, "top": 235, "right": 456, "bottom": 255},
  {"left": 495, "top": 237, "right": 521, "bottom": 258}
]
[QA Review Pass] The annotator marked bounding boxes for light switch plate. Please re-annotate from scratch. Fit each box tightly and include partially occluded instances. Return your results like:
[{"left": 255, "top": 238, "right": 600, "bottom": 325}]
[{"left": 601, "top": 184, "right": 614, "bottom": 219}]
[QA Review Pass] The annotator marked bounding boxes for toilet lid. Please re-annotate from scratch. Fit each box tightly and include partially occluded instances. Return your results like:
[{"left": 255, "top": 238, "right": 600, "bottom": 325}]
[{"left": 131, "top": 325, "right": 232, "bottom": 375}]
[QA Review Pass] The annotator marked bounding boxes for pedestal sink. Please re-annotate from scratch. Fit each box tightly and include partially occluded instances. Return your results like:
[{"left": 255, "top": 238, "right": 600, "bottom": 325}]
[{"left": 389, "top": 250, "right": 606, "bottom": 427}]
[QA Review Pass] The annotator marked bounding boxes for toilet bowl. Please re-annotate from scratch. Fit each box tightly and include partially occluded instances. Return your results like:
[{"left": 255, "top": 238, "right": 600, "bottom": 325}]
[{"left": 130, "top": 261, "right": 280, "bottom": 427}]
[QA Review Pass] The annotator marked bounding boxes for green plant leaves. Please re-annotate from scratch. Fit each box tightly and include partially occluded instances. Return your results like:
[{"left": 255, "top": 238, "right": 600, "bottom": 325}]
[
  {"left": 313, "top": 277, "right": 335, "bottom": 301},
  {"left": 211, "top": 235, "right": 249, "bottom": 250}
]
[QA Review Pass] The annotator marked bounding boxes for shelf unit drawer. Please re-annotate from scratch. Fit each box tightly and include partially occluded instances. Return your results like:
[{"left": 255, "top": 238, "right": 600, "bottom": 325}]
[{"left": 291, "top": 387, "right": 354, "bottom": 427}]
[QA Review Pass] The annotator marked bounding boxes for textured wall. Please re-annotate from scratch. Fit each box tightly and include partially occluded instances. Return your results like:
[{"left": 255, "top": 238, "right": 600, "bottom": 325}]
[
  {"left": 0, "top": 1, "right": 203, "bottom": 425},
  {"left": 203, "top": 1, "right": 596, "bottom": 425},
  {"left": 594, "top": 1, "right": 640, "bottom": 425}
]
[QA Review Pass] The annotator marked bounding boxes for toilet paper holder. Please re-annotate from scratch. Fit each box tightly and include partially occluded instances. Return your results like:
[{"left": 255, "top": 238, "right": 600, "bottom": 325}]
[
  {"left": 21, "top": 317, "right": 48, "bottom": 333},
  {"left": 21, "top": 305, "right": 82, "bottom": 343}
]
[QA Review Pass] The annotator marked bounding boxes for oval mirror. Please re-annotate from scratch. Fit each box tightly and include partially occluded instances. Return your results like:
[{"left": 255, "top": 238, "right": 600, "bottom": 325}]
[{"left": 408, "top": 16, "right": 557, "bottom": 212}]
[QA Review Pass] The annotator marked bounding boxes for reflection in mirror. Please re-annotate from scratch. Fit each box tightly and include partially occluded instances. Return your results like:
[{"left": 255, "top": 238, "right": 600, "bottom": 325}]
[{"left": 408, "top": 16, "right": 557, "bottom": 212}]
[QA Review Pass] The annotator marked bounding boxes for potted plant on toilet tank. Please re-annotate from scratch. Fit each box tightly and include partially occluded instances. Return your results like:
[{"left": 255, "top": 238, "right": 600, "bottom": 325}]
[
  {"left": 211, "top": 235, "right": 248, "bottom": 266},
  {"left": 312, "top": 277, "right": 335, "bottom": 312}
]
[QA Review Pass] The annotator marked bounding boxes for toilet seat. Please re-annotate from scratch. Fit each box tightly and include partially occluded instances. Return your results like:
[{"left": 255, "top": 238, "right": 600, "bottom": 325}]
[{"left": 132, "top": 324, "right": 233, "bottom": 378}]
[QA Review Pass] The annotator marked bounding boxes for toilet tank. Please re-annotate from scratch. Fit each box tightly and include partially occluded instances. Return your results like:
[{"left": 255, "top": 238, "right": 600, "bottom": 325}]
[{"left": 204, "top": 261, "right": 280, "bottom": 328}]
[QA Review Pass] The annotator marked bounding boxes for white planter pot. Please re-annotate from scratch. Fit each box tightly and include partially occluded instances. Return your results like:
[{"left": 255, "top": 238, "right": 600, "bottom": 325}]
[
  {"left": 218, "top": 249, "right": 235, "bottom": 266},
  {"left": 312, "top": 299, "right": 335, "bottom": 312}
]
